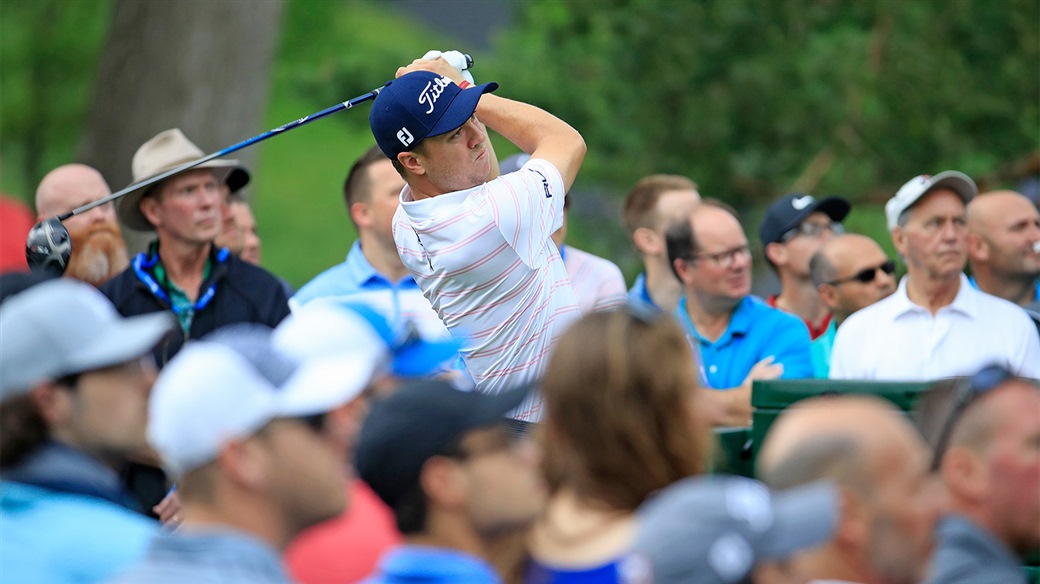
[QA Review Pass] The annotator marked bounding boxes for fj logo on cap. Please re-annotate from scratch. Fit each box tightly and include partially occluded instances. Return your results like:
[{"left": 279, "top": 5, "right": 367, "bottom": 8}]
[
  {"left": 792, "top": 195, "right": 814, "bottom": 210},
  {"left": 418, "top": 76, "right": 453, "bottom": 115},
  {"left": 397, "top": 128, "right": 414, "bottom": 147}
]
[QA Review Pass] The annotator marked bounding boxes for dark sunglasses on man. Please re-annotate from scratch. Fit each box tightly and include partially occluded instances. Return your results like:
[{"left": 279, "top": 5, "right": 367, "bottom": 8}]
[{"left": 825, "top": 260, "right": 896, "bottom": 287}]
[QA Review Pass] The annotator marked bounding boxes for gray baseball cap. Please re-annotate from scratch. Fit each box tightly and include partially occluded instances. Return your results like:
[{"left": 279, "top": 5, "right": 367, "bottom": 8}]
[
  {"left": 634, "top": 476, "right": 839, "bottom": 584},
  {"left": 0, "top": 279, "right": 174, "bottom": 399}
]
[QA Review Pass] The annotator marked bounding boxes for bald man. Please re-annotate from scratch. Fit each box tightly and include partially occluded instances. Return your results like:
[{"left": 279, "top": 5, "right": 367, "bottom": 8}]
[
  {"left": 966, "top": 190, "right": 1040, "bottom": 326},
  {"left": 915, "top": 369, "right": 1039, "bottom": 584},
  {"left": 808, "top": 234, "right": 898, "bottom": 377},
  {"left": 35, "top": 164, "right": 128, "bottom": 286},
  {"left": 758, "top": 395, "right": 940, "bottom": 584}
]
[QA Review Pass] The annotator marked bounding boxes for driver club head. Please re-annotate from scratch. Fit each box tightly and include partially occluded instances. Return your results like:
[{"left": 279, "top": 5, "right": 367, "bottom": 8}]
[{"left": 26, "top": 217, "right": 71, "bottom": 278}]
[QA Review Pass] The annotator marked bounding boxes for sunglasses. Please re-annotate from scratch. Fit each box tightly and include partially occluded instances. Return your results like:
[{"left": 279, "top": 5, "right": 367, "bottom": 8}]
[
  {"left": 928, "top": 364, "right": 1013, "bottom": 471},
  {"left": 825, "top": 260, "right": 896, "bottom": 286}
]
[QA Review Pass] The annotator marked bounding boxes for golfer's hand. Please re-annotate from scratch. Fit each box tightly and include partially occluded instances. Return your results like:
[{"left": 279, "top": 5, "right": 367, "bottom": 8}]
[{"left": 397, "top": 58, "right": 465, "bottom": 85}]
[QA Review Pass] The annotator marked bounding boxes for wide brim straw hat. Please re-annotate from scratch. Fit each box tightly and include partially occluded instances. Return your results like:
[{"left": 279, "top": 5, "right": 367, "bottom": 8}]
[{"left": 117, "top": 128, "right": 250, "bottom": 231}]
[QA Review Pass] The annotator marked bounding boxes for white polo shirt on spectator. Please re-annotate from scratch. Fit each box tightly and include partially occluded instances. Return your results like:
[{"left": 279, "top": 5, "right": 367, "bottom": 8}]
[
  {"left": 561, "top": 245, "right": 627, "bottom": 313},
  {"left": 392, "top": 158, "right": 580, "bottom": 420},
  {"left": 830, "top": 274, "right": 1040, "bottom": 380}
]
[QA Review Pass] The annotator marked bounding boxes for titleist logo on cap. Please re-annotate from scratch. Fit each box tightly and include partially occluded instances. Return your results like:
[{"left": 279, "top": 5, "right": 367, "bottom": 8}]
[{"left": 419, "top": 76, "right": 453, "bottom": 114}]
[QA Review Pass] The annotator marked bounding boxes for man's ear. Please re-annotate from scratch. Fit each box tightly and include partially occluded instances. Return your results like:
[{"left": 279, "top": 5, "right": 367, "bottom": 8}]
[
  {"left": 633, "top": 227, "right": 661, "bottom": 256},
  {"left": 832, "top": 486, "right": 868, "bottom": 551},
  {"left": 673, "top": 257, "right": 694, "bottom": 285},
  {"left": 891, "top": 226, "right": 908, "bottom": 259},
  {"left": 941, "top": 445, "right": 987, "bottom": 503},
  {"left": 217, "top": 436, "right": 269, "bottom": 490},
  {"left": 140, "top": 196, "right": 162, "bottom": 228},
  {"left": 398, "top": 151, "right": 426, "bottom": 177},
  {"left": 420, "top": 456, "right": 467, "bottom": 510},
  {"left": 30, "top": 382, "right": 69, "bottom": 427},
  {"left": 764, "top": 242, "right": 787, "bottom": 268},
  {"left": 966, "top": 232, "right": 988, "bottom": 263},
  {"left": 818, "top": 283, "right": 841, "bottom": 312},
  {"left": 350, "top": 201, "right": 372, "bottom": 230}
]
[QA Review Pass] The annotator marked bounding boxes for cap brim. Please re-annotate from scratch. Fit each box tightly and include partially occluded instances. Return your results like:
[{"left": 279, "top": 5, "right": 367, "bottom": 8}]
[
  {"left": 65, "top": 311, "right": 174, "bottom": 373},
  {"left": 759, "top": 480, "right": 839, "bottom": 559},
  {"left": 277, "top": 354, "right": 377, "bottom": 417},
  {"left": 117, "top": 160, "right": 241, "bottom": 231},
  {"left": 928, "top": 171, "right": 976, "bottom": 203},
  {"left": 392, "top": 337, "right": 464, "bottom": 377},
  {"left": 427, "top": 82, "right": 499, "bottom": 139}
]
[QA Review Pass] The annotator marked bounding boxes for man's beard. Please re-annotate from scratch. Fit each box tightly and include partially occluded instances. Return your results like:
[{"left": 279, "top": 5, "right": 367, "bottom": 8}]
[{"left": 66, "top": 222, "right": 129, "bottom": 287}]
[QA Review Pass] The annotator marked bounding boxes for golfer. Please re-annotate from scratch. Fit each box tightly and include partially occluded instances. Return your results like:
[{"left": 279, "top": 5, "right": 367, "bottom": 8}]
[{"left": 369, "top": 58, "right": 586, "bottom": 421}]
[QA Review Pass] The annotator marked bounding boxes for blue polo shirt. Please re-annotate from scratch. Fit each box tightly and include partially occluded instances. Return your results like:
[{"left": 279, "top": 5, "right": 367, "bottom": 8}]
[
  {"left": 674, "top": 295, "right": 813, "bottom": 389},
  {"left": 627, "top": 272, "right": 660, "bottom": 312},
  {"left": 291, "top": 241, "right": 451, "bottom": 343}
]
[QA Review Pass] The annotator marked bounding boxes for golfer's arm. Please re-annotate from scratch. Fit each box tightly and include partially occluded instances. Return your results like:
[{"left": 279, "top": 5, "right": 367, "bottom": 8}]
[{"left": 475, "top": 94, "right": 586, "bottom": 192}]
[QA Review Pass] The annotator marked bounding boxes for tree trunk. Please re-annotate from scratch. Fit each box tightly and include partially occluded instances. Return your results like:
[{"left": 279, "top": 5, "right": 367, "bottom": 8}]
[{"left": 77, "top": 0, "right": 283, "bottom": 252}]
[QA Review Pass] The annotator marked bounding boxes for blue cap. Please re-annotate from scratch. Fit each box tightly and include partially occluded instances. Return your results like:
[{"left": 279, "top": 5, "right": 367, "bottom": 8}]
[
  {"left": 341, "top": 302, "right": 463, "bottom": 378},
  {"left": 369, "top": 71, "right": 498, "bottom": 159}
]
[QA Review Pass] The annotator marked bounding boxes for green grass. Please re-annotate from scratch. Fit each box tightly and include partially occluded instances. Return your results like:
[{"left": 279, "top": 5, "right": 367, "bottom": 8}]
[{"left": 251, "top": 91, "right": 365, "bottom": 289}]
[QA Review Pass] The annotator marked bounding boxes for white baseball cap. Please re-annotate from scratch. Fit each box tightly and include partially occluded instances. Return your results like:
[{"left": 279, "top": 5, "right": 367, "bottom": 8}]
[
  {"left": 147, "top": 324, "right": 373, "bottom": 477},
  {"left": 0, "top": 279, "right": 173, "bottom": 400},
  {"left": 885, "top": 171, "right": 977, "bottom": 231}
]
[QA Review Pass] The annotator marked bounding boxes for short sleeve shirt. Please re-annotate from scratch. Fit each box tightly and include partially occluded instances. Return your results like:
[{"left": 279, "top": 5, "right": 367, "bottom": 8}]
[
  {"left": 674, "top": 295, "right": 814, "bottom": 389},
  {"left": 392, "top": 158, "right": 580, "bottom": 420},
  {"left": 830, "top": 274, "right": 1040, "bottom": 380}
]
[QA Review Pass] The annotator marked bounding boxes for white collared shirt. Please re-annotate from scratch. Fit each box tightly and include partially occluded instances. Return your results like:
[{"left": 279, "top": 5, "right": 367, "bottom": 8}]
[{"left": 830, "top": 274, "right": 1040, "bottom": 380}]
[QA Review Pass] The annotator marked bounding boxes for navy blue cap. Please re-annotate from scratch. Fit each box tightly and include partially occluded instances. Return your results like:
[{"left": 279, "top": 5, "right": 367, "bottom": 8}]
[
  {"left": 369, "top": 71, "right": 498, "bottom": 159},
  {"left": 356, "top": 380, "right": 533, "bottom": 508},
  {"left": 758, "top": 193, "right": 851, "bottom": 248}
]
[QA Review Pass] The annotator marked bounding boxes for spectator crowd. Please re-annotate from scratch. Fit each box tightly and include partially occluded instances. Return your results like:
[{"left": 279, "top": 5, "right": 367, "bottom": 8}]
[{"left": 1, "top": 54, "right": 1038, "bottom": 584}]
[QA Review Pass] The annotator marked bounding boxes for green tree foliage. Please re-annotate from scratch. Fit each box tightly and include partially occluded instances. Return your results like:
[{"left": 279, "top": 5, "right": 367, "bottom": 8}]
[
  {"left": 490, "top": 0, "right": 1039, "bottom": 207},
  {"left": 0, "top": 0, "right": 112, "bottom": 200}
]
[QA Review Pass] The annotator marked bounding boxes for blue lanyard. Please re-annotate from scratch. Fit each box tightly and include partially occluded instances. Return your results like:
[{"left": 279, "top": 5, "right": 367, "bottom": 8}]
[{"left": 132, "top": 247, "right": 228, "bottom": 314}]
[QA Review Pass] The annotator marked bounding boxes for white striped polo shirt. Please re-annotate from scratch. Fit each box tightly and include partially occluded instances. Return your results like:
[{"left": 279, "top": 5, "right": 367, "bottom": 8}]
[
  {"left": 561, "top": 245, "right": 628, "bottom": 313},
  {"left": 392, "top": 158, "right": 580, "bottom": 421}
]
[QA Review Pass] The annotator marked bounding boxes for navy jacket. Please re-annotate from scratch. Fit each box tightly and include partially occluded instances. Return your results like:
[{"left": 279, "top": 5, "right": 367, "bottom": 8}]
[{"left": 101, "top": 244, "right": 291, "bottom": 367}]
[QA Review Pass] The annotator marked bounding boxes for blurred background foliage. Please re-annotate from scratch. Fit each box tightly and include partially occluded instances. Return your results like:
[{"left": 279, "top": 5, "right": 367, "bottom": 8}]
[{"left": 1, "top": 0, "right": 1037, "bottom": 287}]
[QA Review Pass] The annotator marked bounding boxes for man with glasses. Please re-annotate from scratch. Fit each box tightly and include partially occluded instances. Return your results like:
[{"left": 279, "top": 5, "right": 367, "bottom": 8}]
[
  {"left": 356, "top": 380, "right": 544, "bottom": 583},
  {"left": 0, "top": 279, "right": 174, "bottom": 583},
  {"left": 112, "top": 325, "right": 360, "bottom": 583},
  {"left": 759, "top": 193, "right": 851, "bottom": 340},
  {"left": 830, "top": 171, "right": 1040, "bottom": 379},
  {"left": 807, "top": 233, "right": 898, "bottom": 377},
  {"left": 667, "top": 199, "right": 813, "bottom": 426},
  {"left": 915, "top": 365, "right": 1040, "bottom": 584}
]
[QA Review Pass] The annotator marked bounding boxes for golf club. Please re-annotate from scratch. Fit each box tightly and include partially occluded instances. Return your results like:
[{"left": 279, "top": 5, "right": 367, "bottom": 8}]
[{"left": 26, "top": 87, "right": 385, "bottom": 277}]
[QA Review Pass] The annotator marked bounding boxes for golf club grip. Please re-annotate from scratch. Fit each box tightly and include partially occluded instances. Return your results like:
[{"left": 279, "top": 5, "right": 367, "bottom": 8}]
[{"left": 58, "top": 87, "right": 385, "bottom": 221}]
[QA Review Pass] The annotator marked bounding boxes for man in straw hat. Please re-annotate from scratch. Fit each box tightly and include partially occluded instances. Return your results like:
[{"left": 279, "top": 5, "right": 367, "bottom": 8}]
[{"left": 100, "top": 129, "right": 290, "bottom": 368}]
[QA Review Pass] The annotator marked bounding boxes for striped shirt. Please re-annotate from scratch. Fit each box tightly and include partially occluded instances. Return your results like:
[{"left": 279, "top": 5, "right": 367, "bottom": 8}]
[
  {"left": 560, "top": 244, "right": 627, "bottom": 313},
  {"left": 392, "top": 158, "right": 580, "bottom": 420}
]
